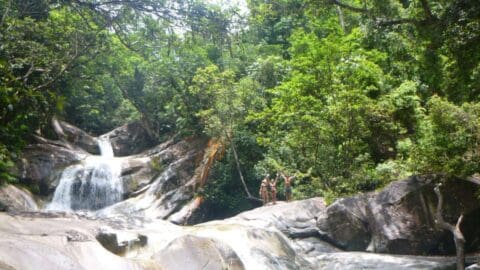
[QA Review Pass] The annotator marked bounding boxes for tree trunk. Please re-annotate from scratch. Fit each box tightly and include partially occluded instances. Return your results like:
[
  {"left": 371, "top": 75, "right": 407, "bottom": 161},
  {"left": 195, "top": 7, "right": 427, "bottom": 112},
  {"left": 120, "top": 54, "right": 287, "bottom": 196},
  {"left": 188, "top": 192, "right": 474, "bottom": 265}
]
[
  {"left": 434, "top": 184, "right": 465, "bottom": 270},
  {"left": 336, "top": 6, "right": 345, "bottom": 32},
  {"left": 229, "top": 139, "right": 252, "bottom": 198}
]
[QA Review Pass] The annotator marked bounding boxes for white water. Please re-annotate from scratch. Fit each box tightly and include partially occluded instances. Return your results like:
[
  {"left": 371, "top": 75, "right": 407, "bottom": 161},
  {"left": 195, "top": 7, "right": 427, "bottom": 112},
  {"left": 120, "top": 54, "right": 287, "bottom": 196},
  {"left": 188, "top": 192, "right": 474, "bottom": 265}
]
[{"left": 46, "top": 137, "right": 123, "bottom": 211}]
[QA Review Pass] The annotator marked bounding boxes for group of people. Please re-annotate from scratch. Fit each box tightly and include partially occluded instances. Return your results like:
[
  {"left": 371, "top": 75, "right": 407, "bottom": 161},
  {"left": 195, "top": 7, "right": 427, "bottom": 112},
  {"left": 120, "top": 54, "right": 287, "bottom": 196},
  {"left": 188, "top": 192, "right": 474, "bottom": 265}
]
[{"left": 258, "top": 172, "right": 295, "bottom": 205}]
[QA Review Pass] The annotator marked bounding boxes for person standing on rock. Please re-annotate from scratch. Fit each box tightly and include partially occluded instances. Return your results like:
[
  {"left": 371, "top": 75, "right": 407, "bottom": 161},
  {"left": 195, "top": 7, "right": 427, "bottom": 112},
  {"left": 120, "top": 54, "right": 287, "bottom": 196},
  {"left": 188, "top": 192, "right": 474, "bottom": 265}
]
[
  {"left": 281, "top": 172, "right": 295, "bottom": 202},
  {"left": 270, "top": 173, "right": 279, "bottom": 204},
  {"left": 259, "top": 175, "right": 270, "bottom": 205}
]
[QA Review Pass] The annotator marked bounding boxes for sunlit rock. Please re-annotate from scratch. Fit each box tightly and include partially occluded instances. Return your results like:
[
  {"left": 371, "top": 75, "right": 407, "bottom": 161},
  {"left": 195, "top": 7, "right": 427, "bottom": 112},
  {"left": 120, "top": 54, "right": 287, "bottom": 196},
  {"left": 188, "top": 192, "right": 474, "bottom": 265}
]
[{"left": 0, "top": 184, "right": 38, "bottom": 212}]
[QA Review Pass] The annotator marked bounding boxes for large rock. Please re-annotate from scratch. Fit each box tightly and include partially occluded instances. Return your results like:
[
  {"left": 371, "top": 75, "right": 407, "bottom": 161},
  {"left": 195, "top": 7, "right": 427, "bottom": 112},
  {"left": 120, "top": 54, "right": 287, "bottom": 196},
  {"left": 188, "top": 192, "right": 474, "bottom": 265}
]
[
  {"left": 203, "top": 198, "right": 341, "bottom": 264},
  {"left": 0, "top": 213, "right": 143, "bottom": 270},
  {"left": 19, "top": 142, "right": 87, "bottom": 195},
  {"left": 316, "top": 175, "right": 480, "bottom": 255},
  {"left": 96, "top": 137, "right": 209, "bottom": 221},
  {"left": 226, "top": 198, "right": 325, "bottom": 236},
  {"left": 153, "top": 235, "right": 245, "bottom": 270},
  {"left": 0, "top": 184, "right": 38, "bottom": 212},
  {"left": 52, "top": 117, "right": 99, "bottom": 154},
  {"left": 102, "top": 121, "right": 156, "bottom": 157}
]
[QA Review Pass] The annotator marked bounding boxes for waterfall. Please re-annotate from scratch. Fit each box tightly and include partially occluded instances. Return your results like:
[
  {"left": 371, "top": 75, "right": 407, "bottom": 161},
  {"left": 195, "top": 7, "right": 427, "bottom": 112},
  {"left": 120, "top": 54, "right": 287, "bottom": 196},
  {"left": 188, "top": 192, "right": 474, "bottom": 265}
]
[
  {"left": 46, "top": 137, "right": 123, "bottom": 211},
  {"left": 98, "top": 137, "right": 114, "bottom": 158}
]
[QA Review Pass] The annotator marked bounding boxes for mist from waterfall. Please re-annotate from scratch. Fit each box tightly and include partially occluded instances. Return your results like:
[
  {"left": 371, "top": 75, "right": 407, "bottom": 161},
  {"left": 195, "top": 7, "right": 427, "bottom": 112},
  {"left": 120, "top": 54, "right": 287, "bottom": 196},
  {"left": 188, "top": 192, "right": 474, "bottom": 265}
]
[{"left": 46, "top": 137, "right": 123, "bottom": 211}]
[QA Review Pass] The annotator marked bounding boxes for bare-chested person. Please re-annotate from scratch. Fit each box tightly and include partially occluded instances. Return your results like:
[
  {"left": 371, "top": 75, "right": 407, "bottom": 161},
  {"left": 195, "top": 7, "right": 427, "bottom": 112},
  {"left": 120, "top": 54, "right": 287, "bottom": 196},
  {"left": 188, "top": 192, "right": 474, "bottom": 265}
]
[
  {"left": 270, "top": 173, "right": 279, "bottom": 204},
  {"left": 259, "top": 174, "right": 270, "bottom": 205},
  {"left": 281, "top": 172, "right": 295, "bottom": 202}
]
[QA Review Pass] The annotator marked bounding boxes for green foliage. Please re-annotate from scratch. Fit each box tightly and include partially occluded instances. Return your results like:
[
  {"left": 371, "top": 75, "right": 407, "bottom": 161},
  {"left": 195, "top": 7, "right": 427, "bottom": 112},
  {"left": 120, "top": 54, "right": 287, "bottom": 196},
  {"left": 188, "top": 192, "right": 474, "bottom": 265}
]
[
  {"left": 1, "top": 0, "right": 479, "bottom": 212},
  {"left": 0, "top": 145, "right": 16, "bottom": 185},
  {"left": 410, "top": 96, "right": 480, "bottom": 177}
]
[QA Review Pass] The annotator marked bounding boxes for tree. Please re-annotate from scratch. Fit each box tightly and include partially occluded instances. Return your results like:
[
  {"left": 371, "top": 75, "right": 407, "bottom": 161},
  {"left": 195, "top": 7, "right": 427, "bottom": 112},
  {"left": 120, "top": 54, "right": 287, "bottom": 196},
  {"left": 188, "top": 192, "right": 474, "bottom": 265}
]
[
  {"left": 434, "top": 183, "right": 466, "bottom": 270},
  {"left": 190, "top": 65, "right": 264, "bottom": 199}
]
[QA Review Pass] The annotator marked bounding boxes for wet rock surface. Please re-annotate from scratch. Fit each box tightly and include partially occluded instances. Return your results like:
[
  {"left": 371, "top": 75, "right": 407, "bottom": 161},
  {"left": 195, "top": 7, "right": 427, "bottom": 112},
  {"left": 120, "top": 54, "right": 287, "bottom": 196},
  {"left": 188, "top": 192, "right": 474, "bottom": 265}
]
[
  {"left": 312, "top": 252, "right": 457, "bottom": 270},
  {"left": 2, "top": 201, "right": 479, "bottom": 270}
]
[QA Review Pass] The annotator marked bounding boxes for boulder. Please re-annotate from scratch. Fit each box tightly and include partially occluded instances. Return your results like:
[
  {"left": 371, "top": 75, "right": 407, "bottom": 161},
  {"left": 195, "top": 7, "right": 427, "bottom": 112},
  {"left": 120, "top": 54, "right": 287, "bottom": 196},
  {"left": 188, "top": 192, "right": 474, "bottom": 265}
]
[
  {"left": 0, "top": 184, "right": 38, "bottom": 212},
  {"left": 191, "top": 223, "right": 312, "bottom": 270},
  {"left": 221, "top": 198, "right": 325, "bottom": 239},
  {"left": 153, "top": 235, "right": 245, "bottom": 270},
  {"left": 101, "top": 121, "right": 156, "bottom": 156},
  {"left": 19, "top": 143, "right": 86, "bottom": 195},
  {"left": 316, "top": 175, "right": 480, "bottom": 255},
  {"left": 52, "top": 117, "right": 99, "bottom": 154},
  {"left": 316, "top": 195, "right": 370, "bottom": 251},
  {"left": 203, "top": 198, "right": 334, "bottom": 264}
]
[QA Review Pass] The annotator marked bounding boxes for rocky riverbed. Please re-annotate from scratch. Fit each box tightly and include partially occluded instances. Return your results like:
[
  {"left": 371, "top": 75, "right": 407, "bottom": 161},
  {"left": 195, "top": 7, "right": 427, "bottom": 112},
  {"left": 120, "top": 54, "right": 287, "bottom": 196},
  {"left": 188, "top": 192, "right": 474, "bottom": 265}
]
[
  {"left": 1, "top": 120, "right": 479, "bottom": 269},
  {"left": 1, "top": 197, "right": 479, "bottom": 270}
]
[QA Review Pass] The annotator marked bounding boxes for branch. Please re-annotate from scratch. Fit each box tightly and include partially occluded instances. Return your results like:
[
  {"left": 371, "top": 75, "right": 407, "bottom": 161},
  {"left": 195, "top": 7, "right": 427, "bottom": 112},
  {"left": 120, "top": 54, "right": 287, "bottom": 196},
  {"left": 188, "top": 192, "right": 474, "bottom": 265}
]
[
  {"left": 246, "top": 196, "right": 263, "bottom": 203},
  {"left": 434, "top": 184, "right": 466, "bottom": 270},
  {"left": 327, "top": 0, "right": 369, "bottom": 13},
  {"left": 376, "top": 18, "right": 421, "bottom": 27},
  {"left": 0, "top": 0, "right": 11, "bottom": 26},
  {"left": 32, "top": 36, "right": 97, "bottom": 92},
  {"left": 329, "top": 0, "right": 434, "bottom": 28},
  {"left": 226, "top": 132, "right": 253, "bottom": 198},
  {"left": 69, "top": 0, "right": 181, "bottom": 21},
  {"left": 434, "top": 184, "right": 455, "bottom": 231}
]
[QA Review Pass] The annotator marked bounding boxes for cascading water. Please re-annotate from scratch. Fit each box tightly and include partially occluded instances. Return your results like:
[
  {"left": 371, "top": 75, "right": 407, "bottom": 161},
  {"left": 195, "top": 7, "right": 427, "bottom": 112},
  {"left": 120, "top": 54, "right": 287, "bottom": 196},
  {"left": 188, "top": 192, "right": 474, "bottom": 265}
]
[{"left": 46, "top": 137, "right": 123, "bottom": 211}]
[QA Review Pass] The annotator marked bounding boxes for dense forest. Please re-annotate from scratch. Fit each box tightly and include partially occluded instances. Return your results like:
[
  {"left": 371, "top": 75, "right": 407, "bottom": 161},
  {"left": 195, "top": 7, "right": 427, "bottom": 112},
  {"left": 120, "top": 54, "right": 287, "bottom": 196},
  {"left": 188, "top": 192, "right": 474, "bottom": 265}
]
[{"left": 1, "top": 0, "right": 479, "bottom": 217}]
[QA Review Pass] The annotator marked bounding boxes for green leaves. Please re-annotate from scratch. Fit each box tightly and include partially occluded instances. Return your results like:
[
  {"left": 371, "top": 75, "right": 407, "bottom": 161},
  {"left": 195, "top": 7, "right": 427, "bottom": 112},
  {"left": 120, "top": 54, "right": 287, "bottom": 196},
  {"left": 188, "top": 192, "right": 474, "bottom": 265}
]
[
  {"left": 410, "top": 96, "right": 480, "bottom": 177},
  {"left": 0, "top": 0, "right": 479, "bottom": 204}
]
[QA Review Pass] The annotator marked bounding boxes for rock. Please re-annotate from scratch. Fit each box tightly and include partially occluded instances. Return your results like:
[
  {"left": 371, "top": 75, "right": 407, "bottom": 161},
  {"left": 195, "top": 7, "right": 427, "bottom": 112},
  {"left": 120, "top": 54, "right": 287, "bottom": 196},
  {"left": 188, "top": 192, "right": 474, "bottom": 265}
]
[
  {"left": 153, "top": 235, "right": 245, "bottom": 270},
  {"left": 0, "top": 212, "right": 312, "bottom": 270},
  {"left": 222, "top": 198, "right": 326, "bottom": 237},
  {"left": 20, "top": 117, "right": 210, "bottom": 223},
  {"left": 191, "top": 223, "right": 312, "bottom": 270},
  {"left": 101, "top": 121, "right": 156, "bottom": 157},
  {"left": 52, "top": 117, "right": 99, "bottom": 154},
  {"left": 96, "top": 230, "right": 147, "bottom": 255},
  {"left": 316, "top": 195, "right": 370, "bottom": 251},
  {"left": 97, "top": 137, "right": 209, "bottom": 222},
  {"left": 19, "top": 142, "right": 86, "bottom": 195},
  {"left": 467, "top": 263, "right": 480, "bottom": 270},
  {"left": 203, "top": 198, "right": 331, "bottom": 265},
  {"left": 0, "top": 213, "right": 142, "bottom": 270},
  {"left": 0, "top": 184, "right": 38, "bottom": 212},
  {"left": 292, "top": 237, "right": 341, "bottom": 258},
  {"left": 316, "top": 175, "right": 480, "bottom": 255},
  {"left": 1, "top": 200, "right": 478, "bottom": 270},
  {"left": 313, "top": 252, "right": 457, "bottom": 270}
]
